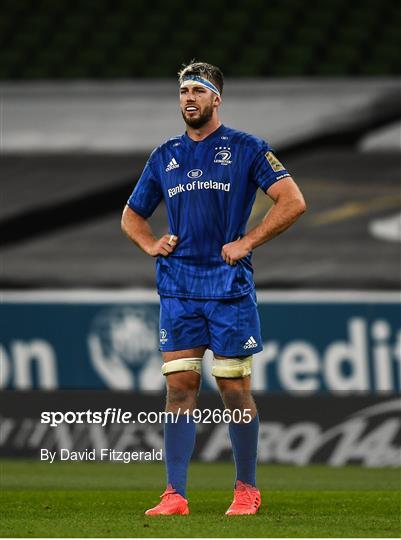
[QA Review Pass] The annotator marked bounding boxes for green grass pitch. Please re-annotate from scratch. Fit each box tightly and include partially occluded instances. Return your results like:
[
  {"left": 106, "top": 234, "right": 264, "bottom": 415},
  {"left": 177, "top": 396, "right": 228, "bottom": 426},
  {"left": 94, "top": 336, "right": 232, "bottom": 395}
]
[{"left": 1, "top": 460, "right": 399, "bottom": 537}]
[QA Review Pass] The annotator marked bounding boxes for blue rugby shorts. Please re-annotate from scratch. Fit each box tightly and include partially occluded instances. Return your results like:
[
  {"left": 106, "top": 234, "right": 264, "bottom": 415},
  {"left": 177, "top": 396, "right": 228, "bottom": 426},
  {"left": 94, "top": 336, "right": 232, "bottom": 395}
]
[{"left": 159, "top": 290, "right": 263, "bottom": 356}]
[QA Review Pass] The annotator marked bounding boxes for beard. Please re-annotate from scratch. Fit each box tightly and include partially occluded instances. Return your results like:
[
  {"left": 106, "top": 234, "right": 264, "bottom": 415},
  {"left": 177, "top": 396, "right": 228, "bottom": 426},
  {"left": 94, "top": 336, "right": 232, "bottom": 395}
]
[{"left": 181, "top": 102, "right": 214, "bottom": 129}]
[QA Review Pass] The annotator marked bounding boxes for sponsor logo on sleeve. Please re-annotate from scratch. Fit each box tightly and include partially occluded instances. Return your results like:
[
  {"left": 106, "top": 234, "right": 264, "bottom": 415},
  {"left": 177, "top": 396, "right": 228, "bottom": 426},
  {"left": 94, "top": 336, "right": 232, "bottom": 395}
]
[{"left": 265, "top": 151, "right": 285, "bottom": 172}]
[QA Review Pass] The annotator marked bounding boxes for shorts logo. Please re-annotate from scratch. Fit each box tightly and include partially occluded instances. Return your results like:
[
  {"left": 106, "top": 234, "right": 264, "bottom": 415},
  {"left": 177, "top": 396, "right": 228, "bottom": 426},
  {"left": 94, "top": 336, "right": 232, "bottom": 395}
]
[
  {"left": 187, "top": 169, "right": 203, "bottom": 179},
  {"left": 244, "top": 336, "right": 258, "bottom": 349},
  {"left": 214, "top": 147, "right": 232, "bottom": 165},
  {"left": 160, "top": 329, "right": 168, "bottom": 345}
]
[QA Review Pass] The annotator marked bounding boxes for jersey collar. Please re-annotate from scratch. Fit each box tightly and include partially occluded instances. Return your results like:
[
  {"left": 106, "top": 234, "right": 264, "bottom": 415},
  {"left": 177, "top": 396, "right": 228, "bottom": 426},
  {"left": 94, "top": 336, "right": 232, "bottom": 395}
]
[{"left": 182, "top": 124, "right": 226, "bottom": 149}]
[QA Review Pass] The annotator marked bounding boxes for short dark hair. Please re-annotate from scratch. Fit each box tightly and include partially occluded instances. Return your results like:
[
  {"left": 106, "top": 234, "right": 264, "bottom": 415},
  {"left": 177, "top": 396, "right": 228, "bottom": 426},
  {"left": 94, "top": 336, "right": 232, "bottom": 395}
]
[{"left": 178, "top": 61, "right": 224, "bottom": 94}]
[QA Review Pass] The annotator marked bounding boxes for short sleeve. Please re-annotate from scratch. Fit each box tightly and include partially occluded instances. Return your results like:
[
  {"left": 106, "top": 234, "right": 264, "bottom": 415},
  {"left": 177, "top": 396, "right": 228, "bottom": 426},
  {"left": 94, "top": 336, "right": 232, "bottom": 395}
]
[
  {"left": 127, "top": 159, "right": 163, "bottom": 218},
  {"left": 250, "top": 142, "right": 291, "bottom": 192}
]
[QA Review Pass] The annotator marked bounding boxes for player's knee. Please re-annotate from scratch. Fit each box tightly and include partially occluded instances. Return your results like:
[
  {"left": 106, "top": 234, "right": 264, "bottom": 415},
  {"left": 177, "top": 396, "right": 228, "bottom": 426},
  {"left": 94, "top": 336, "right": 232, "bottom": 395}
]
[
  {"left": 220, "top": 386, "right": 251, "bottom": 411},
  {"left": 217, "top": 375, "right": 249, "bottom": 393},
  {"left": 162, "top": 357, "right": 202, "bottom": 402},
  {"left": 166, "top": 380, "right": 199, "bottom": 409},
  {"left": 166, "top": 370, "right": 200, "bottom": 391}
]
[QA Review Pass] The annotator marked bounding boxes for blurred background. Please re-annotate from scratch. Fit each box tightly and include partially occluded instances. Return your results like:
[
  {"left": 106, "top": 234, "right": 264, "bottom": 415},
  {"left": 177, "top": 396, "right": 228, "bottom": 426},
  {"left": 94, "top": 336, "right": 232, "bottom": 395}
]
[{"left": 1, "top": 0, "right": 400, "bottom": 467}]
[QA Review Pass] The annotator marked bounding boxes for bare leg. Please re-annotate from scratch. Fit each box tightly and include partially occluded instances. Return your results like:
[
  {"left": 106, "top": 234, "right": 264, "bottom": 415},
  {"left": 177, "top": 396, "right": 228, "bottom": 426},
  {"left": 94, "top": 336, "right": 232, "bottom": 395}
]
[
  {"left": 163, "top": 347, "right": 206, "bottom": 413},
  {"left": 214, "top": 354, "right": 257, "bottom": 420}
]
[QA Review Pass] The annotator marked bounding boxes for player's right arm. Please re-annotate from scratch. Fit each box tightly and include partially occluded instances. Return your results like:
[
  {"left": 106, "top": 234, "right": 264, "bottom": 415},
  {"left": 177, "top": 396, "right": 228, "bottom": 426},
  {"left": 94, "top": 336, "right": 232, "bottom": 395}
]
[
  {"left": 121, "top": 154, "right": 178, "bottom": 257},
  {"left": 121, "top": 206, "right": 178, "bottom": 257}
]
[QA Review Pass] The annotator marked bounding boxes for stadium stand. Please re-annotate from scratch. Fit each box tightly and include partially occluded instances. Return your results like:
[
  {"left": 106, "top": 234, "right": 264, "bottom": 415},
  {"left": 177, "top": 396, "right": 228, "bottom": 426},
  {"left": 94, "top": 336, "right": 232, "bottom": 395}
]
[
  {"left": 1, "top": 1, "right": 400, "bottom": 290},
  {"left": 2, "top": 80, "right": 400, "bottom": 289},
  {"left": 0, "top": 0, "right": 400, "bottom": 79}
]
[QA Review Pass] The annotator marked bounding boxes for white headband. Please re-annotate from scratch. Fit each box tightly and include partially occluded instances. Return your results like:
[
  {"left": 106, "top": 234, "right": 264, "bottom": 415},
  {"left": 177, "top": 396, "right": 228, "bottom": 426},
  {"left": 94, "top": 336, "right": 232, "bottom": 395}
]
[{"left": 180, "top": 75, "right": 221, "bottom": 96}]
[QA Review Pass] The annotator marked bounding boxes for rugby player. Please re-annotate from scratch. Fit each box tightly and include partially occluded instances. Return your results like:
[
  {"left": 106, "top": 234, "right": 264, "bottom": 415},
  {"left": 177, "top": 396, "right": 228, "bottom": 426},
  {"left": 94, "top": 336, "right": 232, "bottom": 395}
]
[{"left": 121, "top": 61, "right": 306, "bottom": 515}]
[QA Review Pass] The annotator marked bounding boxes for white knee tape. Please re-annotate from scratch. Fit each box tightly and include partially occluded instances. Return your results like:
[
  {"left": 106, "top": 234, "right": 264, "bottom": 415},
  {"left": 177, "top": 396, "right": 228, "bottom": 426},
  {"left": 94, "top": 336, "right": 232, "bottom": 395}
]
[
  {"left": 162, "top": 357, "right": 202, "bottom": 376},
  {"left": 211, "top": 356, "right": 252, "bottom": 378}
]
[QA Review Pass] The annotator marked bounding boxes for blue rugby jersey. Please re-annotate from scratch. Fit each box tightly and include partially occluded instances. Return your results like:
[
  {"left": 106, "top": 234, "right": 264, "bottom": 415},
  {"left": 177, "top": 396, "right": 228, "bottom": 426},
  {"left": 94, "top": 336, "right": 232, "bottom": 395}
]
[{"left": 127, "top": 125, "right": 291, "bottom": 299}]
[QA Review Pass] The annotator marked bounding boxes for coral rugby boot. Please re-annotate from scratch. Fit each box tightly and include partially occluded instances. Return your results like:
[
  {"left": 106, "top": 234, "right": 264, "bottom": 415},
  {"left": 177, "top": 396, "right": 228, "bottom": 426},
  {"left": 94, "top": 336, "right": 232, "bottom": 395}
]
[
  {"left": 145, "top": 485, "right": 189, "bottom": 516},
  {"left": 225, "top": 480, "right": 261, "bottom": 515}
]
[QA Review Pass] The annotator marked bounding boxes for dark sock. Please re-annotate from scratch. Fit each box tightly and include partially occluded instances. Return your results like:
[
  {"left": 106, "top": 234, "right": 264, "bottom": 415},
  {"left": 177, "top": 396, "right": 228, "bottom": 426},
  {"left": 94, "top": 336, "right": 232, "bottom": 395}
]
[
  {"left": 164, "top": 415, "right": 196, "bottom": 497},
  {"left": 228, "top": 414, "right": 259, "bottom": 486}
]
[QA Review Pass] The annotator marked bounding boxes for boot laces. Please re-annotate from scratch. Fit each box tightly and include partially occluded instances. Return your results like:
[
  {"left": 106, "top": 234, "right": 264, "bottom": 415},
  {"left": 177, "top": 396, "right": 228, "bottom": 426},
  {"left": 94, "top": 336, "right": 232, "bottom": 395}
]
[
  {"left": 234, "top": 484, "right": 259, "bottom": 508},
  {"left": 160, "top": 485, "right": 177, "bottom": 500}
]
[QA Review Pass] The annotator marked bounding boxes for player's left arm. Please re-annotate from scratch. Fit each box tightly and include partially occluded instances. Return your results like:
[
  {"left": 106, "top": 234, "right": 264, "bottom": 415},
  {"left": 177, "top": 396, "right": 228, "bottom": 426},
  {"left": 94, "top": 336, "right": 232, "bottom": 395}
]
[{"left": 221, "top": 177, "right": 306, "bottom": 265}]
